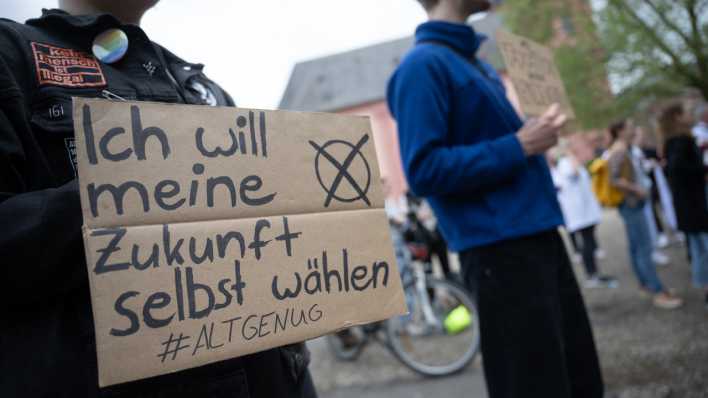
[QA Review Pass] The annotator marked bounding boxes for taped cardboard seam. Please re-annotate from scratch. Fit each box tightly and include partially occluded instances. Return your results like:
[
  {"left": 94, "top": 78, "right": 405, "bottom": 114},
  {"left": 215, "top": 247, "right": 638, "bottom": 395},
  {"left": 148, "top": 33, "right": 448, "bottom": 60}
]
[{"left": 82, "top": 207, "right": 387, "bottom": 231}]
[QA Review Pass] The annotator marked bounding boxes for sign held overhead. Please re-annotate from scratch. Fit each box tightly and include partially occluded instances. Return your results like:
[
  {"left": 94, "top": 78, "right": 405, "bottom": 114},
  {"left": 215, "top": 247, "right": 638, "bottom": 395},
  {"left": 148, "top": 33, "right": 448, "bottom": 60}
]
[{"left": 496, "top": 30, "right": 576, "bottom": 119}]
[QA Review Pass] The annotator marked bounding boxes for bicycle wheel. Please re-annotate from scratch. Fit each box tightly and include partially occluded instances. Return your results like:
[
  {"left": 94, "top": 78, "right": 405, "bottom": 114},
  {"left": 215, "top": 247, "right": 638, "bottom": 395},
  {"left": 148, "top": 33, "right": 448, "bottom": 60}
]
[
  {"left": 325, "top": 327, "right": 367, "bottom": 361},
  {"left": 386, "top": 275, "right": 480, "bottom": 376}
]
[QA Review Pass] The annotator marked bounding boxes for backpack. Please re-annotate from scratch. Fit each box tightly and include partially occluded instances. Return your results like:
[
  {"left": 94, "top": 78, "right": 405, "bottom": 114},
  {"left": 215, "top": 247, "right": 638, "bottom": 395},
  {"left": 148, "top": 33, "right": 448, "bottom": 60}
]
[{"left": 589, "top": 157, "right": 625, "bottom": 207}]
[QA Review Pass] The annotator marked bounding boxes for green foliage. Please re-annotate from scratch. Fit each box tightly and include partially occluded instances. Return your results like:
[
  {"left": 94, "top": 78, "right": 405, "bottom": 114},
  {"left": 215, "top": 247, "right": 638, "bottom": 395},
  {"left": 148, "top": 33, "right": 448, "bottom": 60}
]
[
  {"left": 554, "top": 45, "right": 615, "bottom": 127},
  {"left": 501, "top": 0, "right": 708, "bottom": 127},
  {"left": 501, "top": 0, "right": 616, "bottom": 129},
  {"left": 597, "top": 0, "right": 708, "bottom": 101},
  {"left": 500, "top": 0, "right": 557, "bottom": 43}
]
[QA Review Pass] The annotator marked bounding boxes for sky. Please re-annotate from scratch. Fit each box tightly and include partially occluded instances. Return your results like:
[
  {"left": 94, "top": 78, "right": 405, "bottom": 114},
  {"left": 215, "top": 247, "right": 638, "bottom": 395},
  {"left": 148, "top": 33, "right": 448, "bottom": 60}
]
[{"left": 4, "top": 1, "right": 428, "bottom": 109}]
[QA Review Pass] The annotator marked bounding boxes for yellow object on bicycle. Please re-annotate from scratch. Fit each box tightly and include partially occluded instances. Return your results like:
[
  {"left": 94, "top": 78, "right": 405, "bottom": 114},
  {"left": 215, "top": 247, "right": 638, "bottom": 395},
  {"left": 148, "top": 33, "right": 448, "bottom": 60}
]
[{"left": 444, "top": 305, "right": 472, "bottom": 335}]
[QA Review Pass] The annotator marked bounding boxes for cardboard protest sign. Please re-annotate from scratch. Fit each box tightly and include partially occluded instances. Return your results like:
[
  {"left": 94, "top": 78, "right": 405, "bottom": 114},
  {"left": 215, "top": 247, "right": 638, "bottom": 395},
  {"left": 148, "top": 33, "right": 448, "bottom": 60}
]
[
  {"left": 73, "top": 98, "right": 407, "bottom": 387},
  {"left": 496, "top": 30, "right": 576, "bottom": 119}
]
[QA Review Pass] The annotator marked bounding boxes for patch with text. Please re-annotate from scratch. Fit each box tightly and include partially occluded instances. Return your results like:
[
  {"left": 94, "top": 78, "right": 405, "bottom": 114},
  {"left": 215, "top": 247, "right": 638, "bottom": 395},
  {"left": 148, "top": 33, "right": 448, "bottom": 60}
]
[{"left": 31, "top": 42, "right": 107, "bottom": 88}]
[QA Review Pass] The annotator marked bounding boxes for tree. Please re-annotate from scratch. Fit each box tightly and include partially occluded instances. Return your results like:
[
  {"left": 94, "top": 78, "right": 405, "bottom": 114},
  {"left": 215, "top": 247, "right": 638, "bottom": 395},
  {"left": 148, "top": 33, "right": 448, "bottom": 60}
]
[
  {"left": 598, "top": 0, "right": 708, "bottom": 101},
  {"left": 502, "top": 0, "right": 708, "bottom": 124},
  {"left": 501, "top": 0, "right": 617, "bottom": 129}
]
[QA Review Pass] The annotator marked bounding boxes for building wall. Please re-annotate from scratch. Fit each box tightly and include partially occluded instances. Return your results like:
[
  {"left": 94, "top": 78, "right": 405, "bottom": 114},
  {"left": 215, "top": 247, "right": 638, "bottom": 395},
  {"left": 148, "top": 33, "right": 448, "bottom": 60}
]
[{"left": 339, "top": 101, "right": 408, "bottom": 199}]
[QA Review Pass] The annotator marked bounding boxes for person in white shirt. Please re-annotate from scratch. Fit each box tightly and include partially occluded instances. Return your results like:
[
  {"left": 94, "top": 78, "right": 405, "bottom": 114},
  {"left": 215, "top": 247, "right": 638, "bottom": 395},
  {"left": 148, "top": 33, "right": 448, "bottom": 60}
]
[{"left": 551, "top": 150, "right": 618, "bottom": 288}]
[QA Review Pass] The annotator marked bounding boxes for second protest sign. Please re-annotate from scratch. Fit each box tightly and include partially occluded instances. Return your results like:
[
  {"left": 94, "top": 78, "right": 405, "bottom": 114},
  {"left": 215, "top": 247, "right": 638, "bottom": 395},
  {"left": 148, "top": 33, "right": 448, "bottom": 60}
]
[{"left": 496, "top": 29, "right": 576, "bottom": 119}]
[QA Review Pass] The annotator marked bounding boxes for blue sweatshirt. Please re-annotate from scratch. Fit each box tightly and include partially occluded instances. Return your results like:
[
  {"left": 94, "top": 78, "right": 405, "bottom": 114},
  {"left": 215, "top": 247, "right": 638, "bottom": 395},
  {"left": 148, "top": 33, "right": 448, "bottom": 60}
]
[{"left": 386, "top": 21, "right": 563, "bottom": 251}]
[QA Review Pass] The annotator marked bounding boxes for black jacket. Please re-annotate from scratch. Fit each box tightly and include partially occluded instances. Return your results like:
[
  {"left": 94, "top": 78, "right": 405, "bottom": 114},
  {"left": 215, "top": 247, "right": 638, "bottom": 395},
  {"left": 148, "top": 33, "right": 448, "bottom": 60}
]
[
  {"left": 664, "top": 135, "right": 708, "bottom": 233},
  {"left": 0, "top": 9, "right": 313, "bottom": 398}
]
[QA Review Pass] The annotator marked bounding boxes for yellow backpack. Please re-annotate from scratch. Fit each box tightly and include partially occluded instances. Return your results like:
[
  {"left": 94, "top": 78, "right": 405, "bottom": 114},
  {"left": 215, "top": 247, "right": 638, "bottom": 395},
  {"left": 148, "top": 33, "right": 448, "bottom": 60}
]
[{"left": 589, "top": 157, "right": 625, "bottom": 207}]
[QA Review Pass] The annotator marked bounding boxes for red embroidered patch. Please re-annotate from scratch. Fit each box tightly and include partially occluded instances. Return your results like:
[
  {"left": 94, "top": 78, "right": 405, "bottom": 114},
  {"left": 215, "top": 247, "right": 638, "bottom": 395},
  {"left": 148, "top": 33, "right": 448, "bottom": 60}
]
[{"left": 31, "top": 42, "right": 107, "bottom": 88}]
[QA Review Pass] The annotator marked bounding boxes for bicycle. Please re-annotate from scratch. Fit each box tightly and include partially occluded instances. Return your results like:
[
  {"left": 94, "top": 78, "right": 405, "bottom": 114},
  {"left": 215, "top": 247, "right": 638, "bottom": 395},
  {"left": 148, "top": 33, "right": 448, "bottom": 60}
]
[{"left": 326, "top": 243, "right": 480, "bottom": 377}]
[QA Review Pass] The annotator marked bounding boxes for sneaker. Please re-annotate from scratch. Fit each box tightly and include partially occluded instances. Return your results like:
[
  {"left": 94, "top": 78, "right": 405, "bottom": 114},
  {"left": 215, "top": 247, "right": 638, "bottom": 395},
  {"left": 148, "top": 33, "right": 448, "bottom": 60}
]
[
  {"left": 652, "top": 250, "right": 670, "bottom": 266},
  {"left": 585, "top": 275, "right": 619, "bottom": 289},
  {"left": 594, "top": 249, "right": 607, "bottom": 261},
  {"left": 652, "top": 292, "right": 683, "bottom": 309},
  {"left": 656, "top": 234, "right": 670, "bottom": 249}
]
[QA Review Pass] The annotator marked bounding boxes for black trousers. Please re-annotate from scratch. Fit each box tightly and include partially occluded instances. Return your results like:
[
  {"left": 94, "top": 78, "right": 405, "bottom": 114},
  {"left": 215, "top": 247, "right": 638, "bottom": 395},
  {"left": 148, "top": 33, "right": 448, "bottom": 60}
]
[
  {"left": 460, "top": 230, "right": 604, "bottom": 398},
  {"left": 571, "top": 226, "right": 598, "bottom": 277}
]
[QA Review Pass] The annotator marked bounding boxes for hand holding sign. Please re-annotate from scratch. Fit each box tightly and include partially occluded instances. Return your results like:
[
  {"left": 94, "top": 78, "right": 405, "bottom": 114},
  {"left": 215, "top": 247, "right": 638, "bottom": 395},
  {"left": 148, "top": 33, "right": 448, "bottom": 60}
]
[{"left": 516, "top": 103, "right": 568, "bottom": 156}]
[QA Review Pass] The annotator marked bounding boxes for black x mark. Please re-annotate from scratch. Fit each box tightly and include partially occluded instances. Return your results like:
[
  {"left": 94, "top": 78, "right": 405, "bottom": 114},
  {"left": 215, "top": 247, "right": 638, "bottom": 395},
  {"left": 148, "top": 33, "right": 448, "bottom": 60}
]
[{"left": 309, "top": 134, "right": 372, "bottom": 208}]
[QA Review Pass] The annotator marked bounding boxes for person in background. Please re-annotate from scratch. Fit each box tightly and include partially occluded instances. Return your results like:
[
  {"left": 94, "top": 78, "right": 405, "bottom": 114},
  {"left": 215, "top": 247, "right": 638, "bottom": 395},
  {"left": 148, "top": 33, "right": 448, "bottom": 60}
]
[
  {"left": 659, "top": 103, "right": 708, "bottom": 309},
  {"left": 607, "top": 120, "right": 683, "bottom": 309},
  {"left": 382, "top": 178, "right": 414, "bottom": 282},
  {"left": 387, "top": 0, "right": 604, "bottom": 396},
  {"left": 405, "top": 193, "right": 457, "bottom": 282},
  {"left": 550, "top": 147, "right": 618, "bottom": 289},
  {"left": 636, "top": 129, "right": 672, "bottom": 249},
  {"left": 562, "top": 133, "right": 607, "bottom": 264},
  {"left": 0, "top": 1, "right": 316, "bottom": 396},
  {"left": 631, "top": 128, "right": 671, "bottom": 266},
  {"left": 589, "top": 130, "right": 609, "bottom": 159}
]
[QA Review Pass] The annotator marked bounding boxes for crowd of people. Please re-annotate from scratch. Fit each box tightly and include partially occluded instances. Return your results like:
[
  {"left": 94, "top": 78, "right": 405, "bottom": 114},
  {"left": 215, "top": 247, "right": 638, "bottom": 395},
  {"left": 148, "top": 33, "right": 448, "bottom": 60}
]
[
  {"left": 387, "top": 1, "right": 706, "bottom": 397},
  {"left": 2, "top": 0, "right": 706, "bottom": 397},
  {"left": 547, "top": 111, "right": 708, "bottom": 311}
]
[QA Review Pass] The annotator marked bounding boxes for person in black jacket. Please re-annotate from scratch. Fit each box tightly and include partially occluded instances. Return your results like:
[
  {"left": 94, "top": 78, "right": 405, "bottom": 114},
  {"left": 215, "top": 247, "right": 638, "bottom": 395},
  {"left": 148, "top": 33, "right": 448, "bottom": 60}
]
[
  {"left": 0, "top": 1, "right": 316, "bottom": 396},
  {"left": 659, "top": 103, "right": 708, "bottom": 309}
]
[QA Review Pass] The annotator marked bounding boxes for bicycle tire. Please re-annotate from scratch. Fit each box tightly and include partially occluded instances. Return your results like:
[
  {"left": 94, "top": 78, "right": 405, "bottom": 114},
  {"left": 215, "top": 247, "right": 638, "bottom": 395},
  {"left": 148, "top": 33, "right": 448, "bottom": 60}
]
[{"left": 386, "top": 276, "right": 480, "bottom": 376}]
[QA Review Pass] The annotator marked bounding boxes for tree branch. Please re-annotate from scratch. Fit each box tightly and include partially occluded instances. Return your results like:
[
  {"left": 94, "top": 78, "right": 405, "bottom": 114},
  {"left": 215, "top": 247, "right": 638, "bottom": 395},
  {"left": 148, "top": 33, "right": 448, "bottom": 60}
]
[
  {"left": 640, "top": 0, "right": 692, "bottom": 47},
  {"left": 684, "top": 0, "right": 708, "bottom": 80},
  {"left": 608, "top": 0, "right": 700, "bottom": 84}
]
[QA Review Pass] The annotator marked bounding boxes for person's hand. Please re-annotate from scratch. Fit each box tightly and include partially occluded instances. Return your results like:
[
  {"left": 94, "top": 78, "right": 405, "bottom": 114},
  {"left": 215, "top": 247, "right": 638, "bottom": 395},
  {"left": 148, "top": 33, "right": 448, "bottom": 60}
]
[{"left": 516, "top": 104, "right": 567, "bottom": 157}]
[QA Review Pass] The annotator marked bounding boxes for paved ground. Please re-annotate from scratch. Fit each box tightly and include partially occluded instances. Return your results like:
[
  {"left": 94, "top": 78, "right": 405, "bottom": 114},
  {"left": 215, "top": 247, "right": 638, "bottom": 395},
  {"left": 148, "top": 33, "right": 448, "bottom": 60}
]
[{"left": 308, "top": 210, "right": 708, "bottom": 398}]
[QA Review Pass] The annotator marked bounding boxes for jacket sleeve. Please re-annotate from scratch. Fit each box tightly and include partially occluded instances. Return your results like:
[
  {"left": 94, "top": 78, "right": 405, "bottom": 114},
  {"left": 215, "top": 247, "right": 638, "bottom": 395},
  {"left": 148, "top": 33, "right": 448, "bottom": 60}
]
[
  {"left": 387, "top": 54, "right": 527, "bottom": 197},
  {"left": 0, "top": 53, "right": 85, "bottom": 308}
]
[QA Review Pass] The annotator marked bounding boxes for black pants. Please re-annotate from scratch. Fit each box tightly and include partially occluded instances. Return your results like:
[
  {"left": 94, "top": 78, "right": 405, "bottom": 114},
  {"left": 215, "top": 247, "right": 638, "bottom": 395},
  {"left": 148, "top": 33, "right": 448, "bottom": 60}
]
[
  {"left": 649, "top": 173, "right": 664, "bottom": 233},
  {"left": 571, "top": 226, "right": 598, "bottom": 278},
  {"left": 460, "top": 230, "right": 604, "bottom": 398}
]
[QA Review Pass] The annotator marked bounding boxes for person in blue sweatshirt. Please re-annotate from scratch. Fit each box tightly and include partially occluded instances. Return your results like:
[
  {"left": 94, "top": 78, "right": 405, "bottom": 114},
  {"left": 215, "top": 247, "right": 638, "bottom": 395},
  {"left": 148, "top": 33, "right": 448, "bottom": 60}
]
[{"left": 387, "top": 1, "right": 604, "bottom": 397}]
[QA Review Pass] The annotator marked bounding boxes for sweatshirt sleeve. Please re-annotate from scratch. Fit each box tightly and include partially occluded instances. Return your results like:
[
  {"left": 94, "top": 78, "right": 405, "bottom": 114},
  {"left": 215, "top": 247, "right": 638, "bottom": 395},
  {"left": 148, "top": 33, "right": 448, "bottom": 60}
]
[
  {"left": 387, "top": 54, "right": 527, "bottom": 197},
  {"left": 0, "top": 53, "right": 85, "bottom": 308}
]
